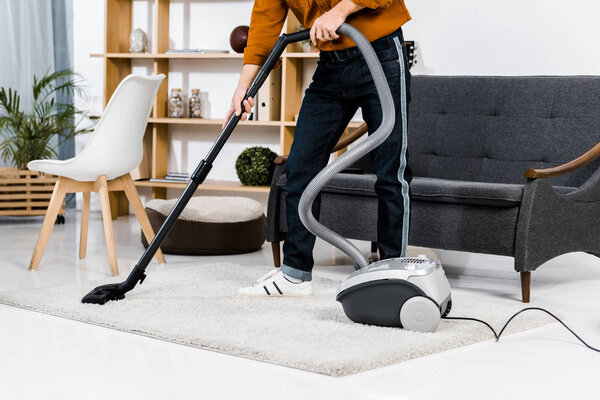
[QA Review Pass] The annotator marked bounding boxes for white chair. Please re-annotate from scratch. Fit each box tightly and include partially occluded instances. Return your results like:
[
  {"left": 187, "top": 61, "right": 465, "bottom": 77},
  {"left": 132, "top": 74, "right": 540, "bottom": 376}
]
[{"left": 27, "top": 74, "right": 166, "bottom": 275}]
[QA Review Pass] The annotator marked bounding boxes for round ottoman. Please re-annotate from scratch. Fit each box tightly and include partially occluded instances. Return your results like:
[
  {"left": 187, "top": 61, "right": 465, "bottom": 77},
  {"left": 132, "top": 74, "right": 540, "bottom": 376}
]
[{"left": 141, "top": 196, "right": 266, "bottom": 255}]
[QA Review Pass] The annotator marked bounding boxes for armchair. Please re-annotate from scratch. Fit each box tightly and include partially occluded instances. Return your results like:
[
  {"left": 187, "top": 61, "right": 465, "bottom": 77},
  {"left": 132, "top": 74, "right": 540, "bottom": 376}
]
[{"left": 517, "top": 142, "right": 600, "bottom": 301}]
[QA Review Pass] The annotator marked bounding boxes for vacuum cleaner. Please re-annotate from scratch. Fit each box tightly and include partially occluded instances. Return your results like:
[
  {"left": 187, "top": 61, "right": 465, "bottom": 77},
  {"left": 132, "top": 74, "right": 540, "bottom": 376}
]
[{"left": 81, "top": 23, "right": 452, "bottom": 333}]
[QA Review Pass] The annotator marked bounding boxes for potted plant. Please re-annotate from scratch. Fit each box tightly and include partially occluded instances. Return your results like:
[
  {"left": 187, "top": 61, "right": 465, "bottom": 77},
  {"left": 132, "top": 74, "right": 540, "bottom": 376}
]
[
  {"left": 235, "top": 146, "right": 278, "bottom": 186},
  {"left": 0, "top": 69, "right": 92, "bottom": 217}
]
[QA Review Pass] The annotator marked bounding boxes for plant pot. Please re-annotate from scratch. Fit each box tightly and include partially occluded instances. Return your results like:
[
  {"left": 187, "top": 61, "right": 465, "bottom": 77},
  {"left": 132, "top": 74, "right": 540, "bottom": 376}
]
[
  {"left": 0, "top": 167, "right": 64, "bottom": 217},
  {"left": 301, "top": 42, "right": 319, "bottom": 53}
]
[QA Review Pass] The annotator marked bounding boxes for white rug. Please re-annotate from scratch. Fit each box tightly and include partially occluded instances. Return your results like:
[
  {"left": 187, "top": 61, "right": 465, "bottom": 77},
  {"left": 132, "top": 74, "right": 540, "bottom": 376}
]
[{"left": 0, "top": 263, "right": 554, "bottom": 376}]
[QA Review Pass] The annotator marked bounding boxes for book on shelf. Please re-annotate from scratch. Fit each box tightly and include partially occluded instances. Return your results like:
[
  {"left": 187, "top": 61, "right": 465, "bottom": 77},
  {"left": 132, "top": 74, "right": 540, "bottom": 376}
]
[
  {"left": 149, "top": 172, "right": 192, "bottom": 183},
  {"left": 149, "top": 179, "right": 189, "bottom": 184},
  {"left": 257, "top": 69, "right": 281, "bottom": 121},
  {"left": 166, "top": 172, "right": 190, "bottom": 178}
]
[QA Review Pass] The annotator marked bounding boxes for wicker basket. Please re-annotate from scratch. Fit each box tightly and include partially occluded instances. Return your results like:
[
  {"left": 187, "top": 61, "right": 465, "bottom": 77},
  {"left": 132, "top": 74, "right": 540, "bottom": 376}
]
[{"left": 0, "top": 167, "right": 65, "bottom": 217}]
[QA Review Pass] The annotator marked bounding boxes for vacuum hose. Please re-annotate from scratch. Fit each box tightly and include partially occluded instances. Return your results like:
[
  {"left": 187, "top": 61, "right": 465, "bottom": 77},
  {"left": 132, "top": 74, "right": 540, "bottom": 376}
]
[{"left": 298, "top": 23, "right": 396, "bottom": 270}]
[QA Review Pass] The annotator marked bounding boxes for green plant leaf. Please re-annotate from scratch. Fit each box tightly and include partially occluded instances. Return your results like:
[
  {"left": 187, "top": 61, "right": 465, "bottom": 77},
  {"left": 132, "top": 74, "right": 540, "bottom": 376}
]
[{"left": 0, "top": 68, "right": 94, "bottom": 168}]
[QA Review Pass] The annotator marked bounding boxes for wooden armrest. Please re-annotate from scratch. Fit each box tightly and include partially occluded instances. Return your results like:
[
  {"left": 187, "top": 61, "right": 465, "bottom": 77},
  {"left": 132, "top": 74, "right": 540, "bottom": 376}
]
[
  {"left": 274, "top": 122, "right": 369, "bottom": 165},
  {"left": 332, "top": 122, "right": 369, "bottom": 152},
  {"left": 274, "top": 155, "right": 287, "bottom": 164},
  {"left": 524, "top": 141, "right": 600, "bottom": 178}
]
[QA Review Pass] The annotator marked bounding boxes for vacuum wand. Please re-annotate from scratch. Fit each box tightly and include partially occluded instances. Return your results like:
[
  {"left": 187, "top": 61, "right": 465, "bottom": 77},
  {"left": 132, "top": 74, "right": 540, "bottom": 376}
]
[{"left": 82, "top": 29, "right": 311, "bottom": 305}]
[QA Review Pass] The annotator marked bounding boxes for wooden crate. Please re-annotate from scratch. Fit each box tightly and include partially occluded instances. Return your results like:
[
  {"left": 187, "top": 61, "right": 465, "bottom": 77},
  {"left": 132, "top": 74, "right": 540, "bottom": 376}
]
[{"left": 0, "top": 167, "right": 65, "bottom": 216}]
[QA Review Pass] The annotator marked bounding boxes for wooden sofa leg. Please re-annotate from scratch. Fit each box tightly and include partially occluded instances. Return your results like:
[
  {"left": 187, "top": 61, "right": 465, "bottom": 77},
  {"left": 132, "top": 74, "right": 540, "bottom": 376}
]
[
  {"left": 369, "top": 241, "right": 379, "bottom": 263},
  {"left": 520, "top": 272, "right": 531, "bottom": 303},
  {"left": 271, "top": 242, "right": 281, "bottom": 268}
]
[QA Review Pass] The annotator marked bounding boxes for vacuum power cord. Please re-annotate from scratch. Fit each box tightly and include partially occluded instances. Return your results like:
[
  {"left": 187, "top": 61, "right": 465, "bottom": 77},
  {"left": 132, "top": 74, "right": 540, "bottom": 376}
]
[{"left": 443, "top": 307, "right": 600, "bottom": 353}]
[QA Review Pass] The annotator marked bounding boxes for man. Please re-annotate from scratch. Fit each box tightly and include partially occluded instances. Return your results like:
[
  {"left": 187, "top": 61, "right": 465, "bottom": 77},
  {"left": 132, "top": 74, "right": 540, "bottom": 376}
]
[{"left": 225, "top": 0, "right": 412, "bottom": 296}]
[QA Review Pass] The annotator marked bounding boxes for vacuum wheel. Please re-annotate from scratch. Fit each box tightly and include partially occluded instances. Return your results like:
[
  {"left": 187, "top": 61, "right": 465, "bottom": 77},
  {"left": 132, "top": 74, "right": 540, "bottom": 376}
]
[
  {"left": 55, "top": 215, "right": 65, "bottom": 224},
  {"left": 399, "top": 296, "right": 441, "bottom": 333},
  {"left": 442, "top": 298, "right": 452, "bottom": 318}
]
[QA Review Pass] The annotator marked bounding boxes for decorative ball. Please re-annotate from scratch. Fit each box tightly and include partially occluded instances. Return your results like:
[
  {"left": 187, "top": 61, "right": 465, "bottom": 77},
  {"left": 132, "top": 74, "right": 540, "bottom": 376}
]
[
  {"left": 235, "top": 146, "right": 278, "bottom": 186},
  {"left": 230, "top": 25, "right": 250, "bottom": 53}
]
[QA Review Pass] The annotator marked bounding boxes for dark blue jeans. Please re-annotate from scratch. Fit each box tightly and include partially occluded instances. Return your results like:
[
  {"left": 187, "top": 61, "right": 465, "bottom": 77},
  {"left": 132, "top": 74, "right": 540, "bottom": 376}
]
[{"left": 281, "top": 28, "right": 412, "bottom": 281}]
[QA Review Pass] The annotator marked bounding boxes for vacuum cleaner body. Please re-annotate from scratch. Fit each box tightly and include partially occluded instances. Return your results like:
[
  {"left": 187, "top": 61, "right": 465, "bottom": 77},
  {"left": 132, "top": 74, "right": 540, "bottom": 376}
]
[{"left": 336, "top": 257, "right": 452, "bottom": 332}]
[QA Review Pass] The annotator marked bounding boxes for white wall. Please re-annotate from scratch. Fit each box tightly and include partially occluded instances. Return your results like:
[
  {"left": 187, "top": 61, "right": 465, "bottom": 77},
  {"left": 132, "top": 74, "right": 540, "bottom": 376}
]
[{"left": 403, "top": 0, "right": 600, "bottom": 76}]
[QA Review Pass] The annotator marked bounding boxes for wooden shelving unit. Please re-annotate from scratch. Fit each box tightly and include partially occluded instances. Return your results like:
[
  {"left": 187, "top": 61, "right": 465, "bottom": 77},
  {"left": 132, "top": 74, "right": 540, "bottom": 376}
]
[
  {"left": 91, "top": 52, "right": 319, "bottom": 60},
  {"left": 91, "top": 52, "right": 244, "bottom": 59},
  {"left": 98, "top": 1, "right": 358, "bottom": 202},
  {"left": 148, "top": 117, "right": 281, "bottom": 127},
  {"left": 133, "top": 179, "right": 269, "bottom": 193}
]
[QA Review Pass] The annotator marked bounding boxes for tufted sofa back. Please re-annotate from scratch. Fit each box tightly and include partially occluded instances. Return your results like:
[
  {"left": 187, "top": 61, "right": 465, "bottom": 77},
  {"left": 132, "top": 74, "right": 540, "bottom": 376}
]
[{"left": 407, "top": 76, "right": 600, "bottom": 186}]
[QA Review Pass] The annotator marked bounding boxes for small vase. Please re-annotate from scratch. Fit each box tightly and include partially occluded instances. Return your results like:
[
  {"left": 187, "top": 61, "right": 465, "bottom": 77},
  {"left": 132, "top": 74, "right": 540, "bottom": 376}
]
[
  {"left": 189, "top": 89, "right": 203, "bottom": 119},
  {"left": 168, "top": 89, "right": 184, "bottom": 118}
]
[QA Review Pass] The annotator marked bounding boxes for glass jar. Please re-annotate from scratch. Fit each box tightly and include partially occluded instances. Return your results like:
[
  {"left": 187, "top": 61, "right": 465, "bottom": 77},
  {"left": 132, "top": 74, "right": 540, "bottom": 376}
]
[
  {"left": 168, "top": 88, "right": 184, "bottom": 118},
  {"left": 189, "top": 89, "right": 203, "bottom": 119}
]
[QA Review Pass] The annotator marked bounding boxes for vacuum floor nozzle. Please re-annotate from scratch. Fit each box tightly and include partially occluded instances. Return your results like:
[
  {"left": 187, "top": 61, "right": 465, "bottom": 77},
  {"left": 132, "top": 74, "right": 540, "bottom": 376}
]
[{"left": 81, "top": 283, "right": 127, "bottom": 305}]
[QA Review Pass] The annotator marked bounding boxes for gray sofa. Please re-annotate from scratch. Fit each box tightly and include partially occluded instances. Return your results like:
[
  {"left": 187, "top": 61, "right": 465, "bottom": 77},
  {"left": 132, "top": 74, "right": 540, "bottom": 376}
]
[{"left": 267, "top": 76, "right": 600, "bottom": 302}]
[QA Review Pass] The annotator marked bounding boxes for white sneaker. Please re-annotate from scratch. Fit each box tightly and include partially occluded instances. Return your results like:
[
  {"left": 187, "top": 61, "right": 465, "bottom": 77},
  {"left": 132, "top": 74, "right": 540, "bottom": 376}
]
[{"left": 239, "top": 270, "right": 312, "bottom": 297}]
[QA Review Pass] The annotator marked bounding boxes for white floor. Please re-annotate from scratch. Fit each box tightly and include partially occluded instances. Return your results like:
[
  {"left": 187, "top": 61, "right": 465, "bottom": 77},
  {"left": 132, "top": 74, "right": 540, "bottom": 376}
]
[{"left": 0, "top": 212, "right": 599, "bottom": 400}]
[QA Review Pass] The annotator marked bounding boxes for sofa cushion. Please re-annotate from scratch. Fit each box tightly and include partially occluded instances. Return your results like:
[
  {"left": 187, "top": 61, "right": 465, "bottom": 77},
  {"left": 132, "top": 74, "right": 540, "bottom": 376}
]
[
  {"left": 408, "top": 76, "right": 600, "bottom": 188},
  {"left": 277, "top": 173, "right": 575, "bottom": 207}
]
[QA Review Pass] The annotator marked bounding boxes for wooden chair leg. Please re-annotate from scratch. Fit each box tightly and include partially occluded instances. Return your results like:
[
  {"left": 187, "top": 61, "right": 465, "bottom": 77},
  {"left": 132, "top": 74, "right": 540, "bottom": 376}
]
[
  {"left": 96, "top": 175, "right": 119, "bottom": 276},
  {"left": 29, "top": 178, "right": 67, "bottom": 270},
  {"left": 271, "top": 241, "right": 281, "bottom": 268},
  {"left": 521, "top": 271, "right": 531, "bottom": 303},
  {"left": 120, "top": 174, "right": 166, "bottom": 264},
  {"left": 79, "top": 191, "right": 91, "bottom": 259}
]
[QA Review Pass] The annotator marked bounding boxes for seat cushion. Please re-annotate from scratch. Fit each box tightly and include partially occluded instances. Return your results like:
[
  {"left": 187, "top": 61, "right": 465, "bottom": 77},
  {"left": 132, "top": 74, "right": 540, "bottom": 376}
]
[
  {"left": 146, "top": 196, "right": 264, "bottom": 223},
  {"left": 411, "top": 177, "right": 525, "bottom": 207},
  {"left": 277, "top": 173, "right": 575, "bottom": 207},
  {"left": 142, "top": 196, "right": 266, "bottom": 255}
]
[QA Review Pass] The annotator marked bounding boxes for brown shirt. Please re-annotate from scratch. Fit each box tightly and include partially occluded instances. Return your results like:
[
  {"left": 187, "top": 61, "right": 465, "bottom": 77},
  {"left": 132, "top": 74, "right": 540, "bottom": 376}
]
[{"left": 244, "top": 0, "right": 411, "bottom": 65}]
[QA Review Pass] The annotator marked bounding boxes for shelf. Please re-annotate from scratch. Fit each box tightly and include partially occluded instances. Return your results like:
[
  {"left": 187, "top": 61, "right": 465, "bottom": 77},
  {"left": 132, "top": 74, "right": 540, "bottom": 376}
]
[
  {"left": 282, "top": 120, "right": 364, "bottom": 128},
  {"left": 283, "top": 52, "right": 320, "bottom": 58},
  {"left": 92, "top": 52, "right": 320, "bottom": 60},
  {"left": 148, "top": 118, "right": 281, "bottom": 127},
  {"left": 91, "top": 53, "right": 243, "bottom": 59},
  {"left": 134, "top": 179, "right": 270, "bottom": 193},
  {"left": 149, "top": 118, "right": 363, "bottom": 129}
]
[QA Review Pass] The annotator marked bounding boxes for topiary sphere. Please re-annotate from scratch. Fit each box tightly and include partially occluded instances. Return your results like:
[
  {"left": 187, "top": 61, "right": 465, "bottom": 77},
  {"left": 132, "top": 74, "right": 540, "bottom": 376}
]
[{"left": 235, "top": 146, "right": 278, "bottom": 186}]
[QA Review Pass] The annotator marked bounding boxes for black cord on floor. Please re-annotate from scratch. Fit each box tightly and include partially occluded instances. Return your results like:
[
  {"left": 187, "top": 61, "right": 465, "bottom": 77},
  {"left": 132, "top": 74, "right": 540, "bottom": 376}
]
[{"left": 443, "top": 307, "right": 600, "bottom": 353}]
